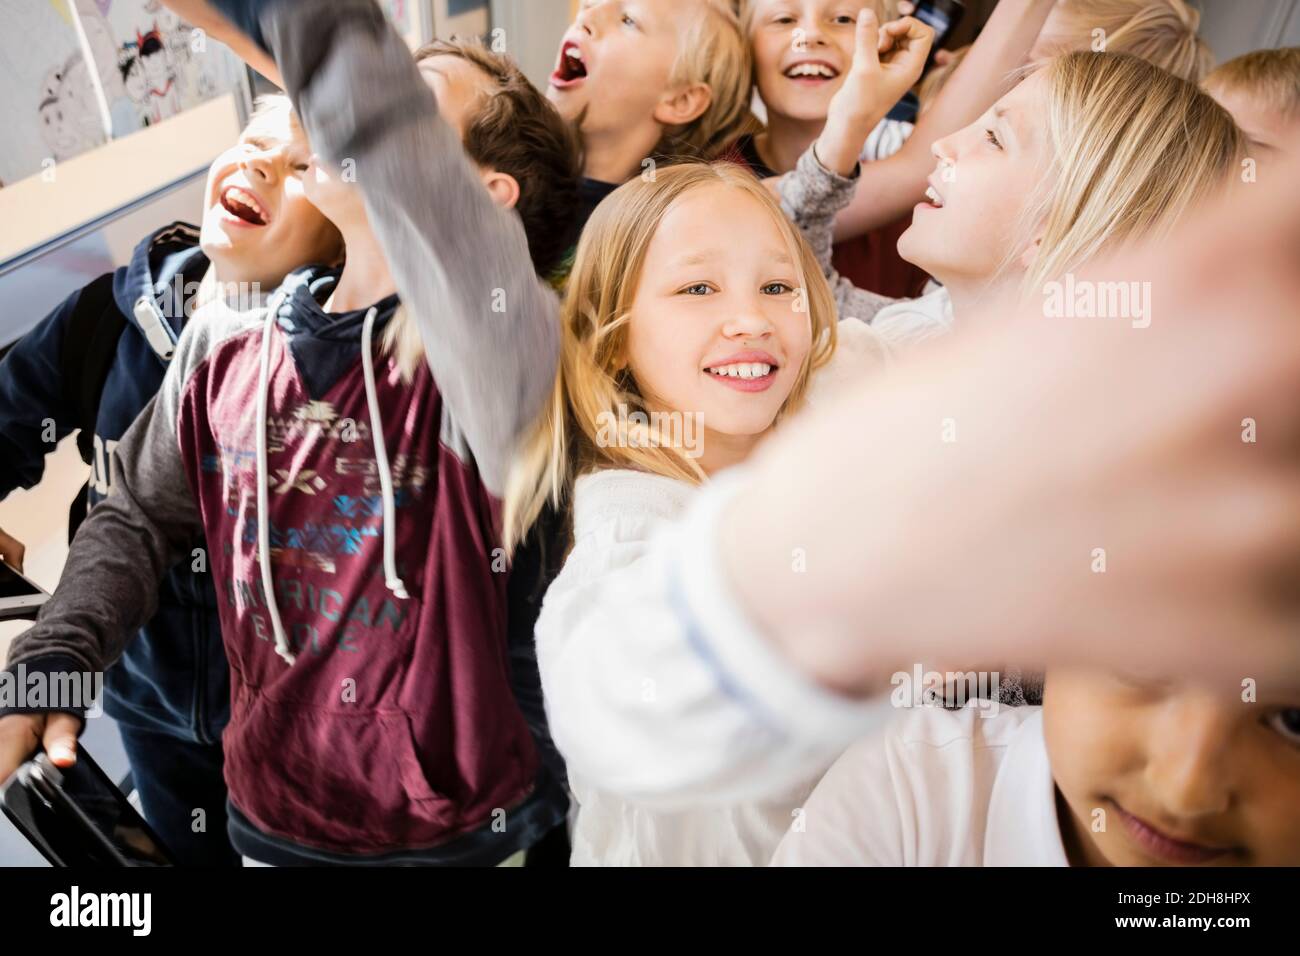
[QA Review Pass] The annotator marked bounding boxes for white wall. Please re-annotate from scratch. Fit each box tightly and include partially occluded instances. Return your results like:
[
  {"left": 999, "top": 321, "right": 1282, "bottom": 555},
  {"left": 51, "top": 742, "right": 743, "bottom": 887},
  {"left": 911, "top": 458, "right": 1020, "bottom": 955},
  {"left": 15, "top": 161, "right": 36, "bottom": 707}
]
[
  {"left": 490, "top": 0, "right": 572, "bottom": 90},
  {"left": 1195, "top": 0, "right": 1300, "bottom": 63}
]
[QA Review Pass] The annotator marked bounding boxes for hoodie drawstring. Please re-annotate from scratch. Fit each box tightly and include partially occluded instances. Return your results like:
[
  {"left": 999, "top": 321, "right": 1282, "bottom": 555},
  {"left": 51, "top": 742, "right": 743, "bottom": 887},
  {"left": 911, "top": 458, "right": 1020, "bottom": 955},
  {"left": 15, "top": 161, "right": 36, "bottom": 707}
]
[
  {"left": 256, "top": 301, "right": 409, "bottom": 669},
  {"left": 361, "top": 306, "right": 410, "bottom": 600},
  {"left": 256, "top": 291, "right": 296, "bottom": 665}
]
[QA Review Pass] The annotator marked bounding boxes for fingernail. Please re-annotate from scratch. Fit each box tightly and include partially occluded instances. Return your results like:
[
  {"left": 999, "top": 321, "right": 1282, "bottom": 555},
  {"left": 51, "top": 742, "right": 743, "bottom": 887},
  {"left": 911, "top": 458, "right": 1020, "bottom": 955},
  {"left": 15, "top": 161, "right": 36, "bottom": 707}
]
[{"left": 49, "top": 742, "right": 75, "bottom": 764}]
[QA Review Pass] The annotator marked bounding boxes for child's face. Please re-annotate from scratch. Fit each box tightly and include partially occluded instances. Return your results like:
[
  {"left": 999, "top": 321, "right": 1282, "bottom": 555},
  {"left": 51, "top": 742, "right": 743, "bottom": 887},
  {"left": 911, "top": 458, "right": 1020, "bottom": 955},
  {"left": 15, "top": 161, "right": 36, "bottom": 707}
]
[
  {"left": 898, "top": 73, "right": 1053, "bottom": 285},
  {"left": 200, "top": 109, "right": 341, "bottom": 289},
  {"left": 548, "top": 0, "right": 695, "bottom": 144},
  {"left": 624, "top": 185, "right": 811, "bottom": 445},
  {"left": 1044, "top": 668, "right": 1300, "bottom": 866},
  {"left": 749, "top": 0, "right": 868, "bottom": 124}
]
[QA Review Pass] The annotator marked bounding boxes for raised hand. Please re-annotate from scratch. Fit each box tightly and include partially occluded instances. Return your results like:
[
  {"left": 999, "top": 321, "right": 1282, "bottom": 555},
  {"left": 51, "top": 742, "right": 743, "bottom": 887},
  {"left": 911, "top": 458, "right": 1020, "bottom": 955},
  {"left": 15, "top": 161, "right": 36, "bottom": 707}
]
[{"left": 818, "top": 10, "right": 934, "bottom": 175}]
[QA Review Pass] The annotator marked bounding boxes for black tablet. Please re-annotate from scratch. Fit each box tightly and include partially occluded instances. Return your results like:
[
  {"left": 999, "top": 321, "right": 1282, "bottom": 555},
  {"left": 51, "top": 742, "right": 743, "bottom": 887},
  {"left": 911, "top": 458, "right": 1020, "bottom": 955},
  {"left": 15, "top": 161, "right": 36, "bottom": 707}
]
[{"left": 1, "top": 749, "right": 174, "bottom": 866}]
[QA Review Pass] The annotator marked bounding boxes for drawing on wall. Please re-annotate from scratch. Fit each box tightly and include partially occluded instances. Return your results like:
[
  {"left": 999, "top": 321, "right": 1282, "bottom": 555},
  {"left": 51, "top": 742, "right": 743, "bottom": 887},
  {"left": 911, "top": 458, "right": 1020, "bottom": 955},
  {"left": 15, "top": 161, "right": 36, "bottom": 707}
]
[{"left": 0, "top": 0, "right": 245, "bottom": 188}]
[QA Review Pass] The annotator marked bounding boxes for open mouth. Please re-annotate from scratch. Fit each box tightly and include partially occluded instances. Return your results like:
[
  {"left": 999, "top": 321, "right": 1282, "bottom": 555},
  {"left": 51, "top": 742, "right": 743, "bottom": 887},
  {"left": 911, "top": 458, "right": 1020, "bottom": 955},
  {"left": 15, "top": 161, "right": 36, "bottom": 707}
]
[
  {"left": 923, "top": 185, "right": 945, "bottom": 209},
  {"left": 219, "top": 184, "right": 269, "bottom": 226},
  {"left": 551, "top": 40, "right": 588, "bottom": 88},
  {"left": 783, "top": 60, "right": 840, "bottom": 82}
]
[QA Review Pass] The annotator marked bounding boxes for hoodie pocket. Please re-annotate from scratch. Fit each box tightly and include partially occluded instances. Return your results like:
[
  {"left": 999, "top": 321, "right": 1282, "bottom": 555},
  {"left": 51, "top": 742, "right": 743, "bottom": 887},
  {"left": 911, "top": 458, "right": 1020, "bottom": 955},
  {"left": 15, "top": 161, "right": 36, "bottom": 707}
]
[{"left": 224, "top": 691, "right": 461, "bottom": 852}]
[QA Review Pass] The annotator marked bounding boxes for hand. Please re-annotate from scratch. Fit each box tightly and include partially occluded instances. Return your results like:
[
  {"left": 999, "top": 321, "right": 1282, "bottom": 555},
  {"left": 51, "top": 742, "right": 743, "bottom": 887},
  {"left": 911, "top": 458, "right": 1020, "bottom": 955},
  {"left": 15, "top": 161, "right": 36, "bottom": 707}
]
[
  {"left": 723, "top": 130, "right": 1300, "bottom": 697},
  {"left": 0, "top": 713, "right": 81, "bottom": 787},
  {"left": 0, "top": 527, "right": 24, "bottom": 572},
  {"left": 818, "top": 10, "right": 934, "bottom": 175}
]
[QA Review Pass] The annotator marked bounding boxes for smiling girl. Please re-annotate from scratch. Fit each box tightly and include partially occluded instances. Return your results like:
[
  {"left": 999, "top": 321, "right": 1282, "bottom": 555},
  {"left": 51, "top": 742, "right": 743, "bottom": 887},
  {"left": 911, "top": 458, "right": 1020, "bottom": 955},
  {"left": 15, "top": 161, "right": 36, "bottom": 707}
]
[
  {"left": 780, "top": 45, "right": 1243, "bottom": 371},
  {"left": 504, "top": 162, "right": 843, "bottom": 865}
]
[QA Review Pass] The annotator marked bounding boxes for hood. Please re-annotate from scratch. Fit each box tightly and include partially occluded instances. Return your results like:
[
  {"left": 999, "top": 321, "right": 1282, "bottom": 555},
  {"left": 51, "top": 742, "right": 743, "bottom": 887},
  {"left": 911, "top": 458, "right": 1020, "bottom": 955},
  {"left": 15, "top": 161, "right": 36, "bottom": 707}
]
[
  {"left": 271, "top": 264, "right": 402, "bottom": 399},
  {"left": 112, "top": 222, "right": 209, "bottom": 365}
]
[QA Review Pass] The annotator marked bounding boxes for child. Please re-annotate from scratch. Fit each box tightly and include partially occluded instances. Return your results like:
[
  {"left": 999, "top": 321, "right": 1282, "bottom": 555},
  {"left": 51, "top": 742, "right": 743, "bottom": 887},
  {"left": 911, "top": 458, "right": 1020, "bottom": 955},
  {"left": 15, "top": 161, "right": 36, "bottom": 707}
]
[
  {"left": 1031, "top": 0, "right": 1212, "bottom": 82},
  {"left": 547, "top": 0, "right": 754, "bottom": 218},
  {"left": 0, "top": 94, "right": 341, "bottom": 866},
  {"left": 0, "top": 6, "right": 581, "bottom": 866},
  {"left": 781, "top": 46, "right": 1242, "bottom": 361},
  {"left": 503, "top": 161, "right": 845, "bottom": 865},
  {"left": 772, "top": 669, "right": 1300, "bottom": 865},
  {"left": 1203, "top": 47, "right": 1300, "bottom": 158}
]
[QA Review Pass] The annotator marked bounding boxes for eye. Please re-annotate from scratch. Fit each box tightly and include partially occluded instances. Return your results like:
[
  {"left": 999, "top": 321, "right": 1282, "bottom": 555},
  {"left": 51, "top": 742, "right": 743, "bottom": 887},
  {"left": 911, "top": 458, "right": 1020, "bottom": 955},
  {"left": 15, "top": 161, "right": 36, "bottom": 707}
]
[
  {"left": 985, "top": 128, "right": 1003, "bottom": 150},
  {"left": 621, "top": 13, "right": 637, "bottom": 28},
  {"left": 1267, "top": 709, "right": 1300, "bottom": 744},
  {"left": 679, "top": 283, "right": 714, "bottom": 296},
  {"left": 762, "top": 281, "right": 795, "bottom": 295},
  {"left": 833, "top": 14, "right": 856, "bottom": 24}
]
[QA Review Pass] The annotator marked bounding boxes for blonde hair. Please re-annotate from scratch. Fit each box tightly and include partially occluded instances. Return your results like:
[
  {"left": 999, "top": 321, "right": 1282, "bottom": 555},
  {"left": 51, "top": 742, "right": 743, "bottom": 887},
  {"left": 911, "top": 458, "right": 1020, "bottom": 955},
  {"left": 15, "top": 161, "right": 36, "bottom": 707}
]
[
  {"left": 503, "top": 162, "right": 838, "bottom": 552},
  {"left": 656, "top": 0, "right": 756, "bottom": 160},
  {"left": 1042, "top": 0, "right": 1213, "bottom": 82},
  {"left": 1204, "top": 47, "right": 1300, "bottom": 119},
  {"left": 1017, "top": 50, "right": 1242, "bottom": 297}
]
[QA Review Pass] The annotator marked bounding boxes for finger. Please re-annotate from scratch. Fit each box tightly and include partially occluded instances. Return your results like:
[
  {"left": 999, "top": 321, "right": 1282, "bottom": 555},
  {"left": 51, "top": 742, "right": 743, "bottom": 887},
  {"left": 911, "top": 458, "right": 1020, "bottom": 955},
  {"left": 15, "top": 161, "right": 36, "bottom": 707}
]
[
  {"left": 855, "top": 8, "right": 882, "bottom": 70},
  {"left": 41, "top": 714, "right": 81, "bottom": 768},
  {"left": 896, "top": 1, "right": 915, "bottom": 15},
  {"left": 934, "top": 48, "right": 954, "bottom": 67},
  {"left": 0, "top": 715, "right": 42, "bottom": 786},
  {"left": 0, "top": 528, "right": 24, "bottom": 572}
]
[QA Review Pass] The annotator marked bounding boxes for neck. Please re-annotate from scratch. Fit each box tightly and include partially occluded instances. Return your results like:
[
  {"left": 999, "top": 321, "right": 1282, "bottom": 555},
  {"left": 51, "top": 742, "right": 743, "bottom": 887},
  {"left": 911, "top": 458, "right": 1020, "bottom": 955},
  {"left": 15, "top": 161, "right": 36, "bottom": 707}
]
[
  {"left": 698, "top": 427, "right": 762, "bottom": 477},
  {"left": 329, "top": 217, "right": 397, "bottom": 313},
  {"left": 582, "top": 123, "right": 664, "bottom": 184},
  {"left": 757, "top": 111, "right": 826, "bottom": 175},
  {"left": 940, "top": 272, "right": 1023, "bottom": 326}
]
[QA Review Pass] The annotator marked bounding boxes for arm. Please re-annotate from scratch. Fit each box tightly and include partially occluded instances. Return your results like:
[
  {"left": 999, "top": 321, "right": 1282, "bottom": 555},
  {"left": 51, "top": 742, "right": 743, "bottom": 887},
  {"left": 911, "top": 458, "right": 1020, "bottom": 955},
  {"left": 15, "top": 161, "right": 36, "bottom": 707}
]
[
  {"left": 827, "top": 0, "right": 1056, "bottom": 241},
  {"left": 0, "top": 289, "right": 89, "bottom": 498},
  {"left": 0, "top": 317, "right": 211, "bottom": 778},
  {"left": 252, "top": 0, "right": 561, "bottom": 496},
  {"left": 772, "top": 10, "right": 916, "bottom": 321},
  {"left": 779, "top": 147, "right": 898, "bottom": 323}
]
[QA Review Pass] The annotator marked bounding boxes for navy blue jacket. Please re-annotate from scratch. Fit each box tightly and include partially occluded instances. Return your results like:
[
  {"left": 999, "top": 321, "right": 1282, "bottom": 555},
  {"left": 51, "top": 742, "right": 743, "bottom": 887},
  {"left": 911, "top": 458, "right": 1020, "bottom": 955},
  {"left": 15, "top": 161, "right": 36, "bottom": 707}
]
[{"left": 0, "top": 223, "right": 228, "bottom": 743}]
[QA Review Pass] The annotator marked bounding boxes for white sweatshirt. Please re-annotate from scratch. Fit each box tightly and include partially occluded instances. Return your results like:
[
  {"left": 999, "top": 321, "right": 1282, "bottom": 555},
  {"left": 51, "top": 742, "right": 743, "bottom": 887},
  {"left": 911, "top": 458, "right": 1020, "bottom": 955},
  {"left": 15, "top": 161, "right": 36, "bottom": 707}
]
[
  {"left": 536, "top": 468, "right": 895, "bottom": 865},
  {"left": 771, "top": 703, "right": 1070, "bottom": 866}
]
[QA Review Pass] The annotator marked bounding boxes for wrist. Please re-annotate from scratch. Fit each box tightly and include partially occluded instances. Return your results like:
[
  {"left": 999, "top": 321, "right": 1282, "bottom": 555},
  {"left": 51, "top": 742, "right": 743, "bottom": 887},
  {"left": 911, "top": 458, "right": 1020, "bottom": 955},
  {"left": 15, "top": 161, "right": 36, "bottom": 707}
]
[{"left": 816, "top": 118, "right": 872, "bottom": 177}]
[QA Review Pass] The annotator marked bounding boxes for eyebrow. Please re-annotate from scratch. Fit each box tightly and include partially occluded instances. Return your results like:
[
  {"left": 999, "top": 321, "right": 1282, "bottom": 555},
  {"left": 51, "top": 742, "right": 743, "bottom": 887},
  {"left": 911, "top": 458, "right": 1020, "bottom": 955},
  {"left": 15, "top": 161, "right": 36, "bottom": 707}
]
[
  {"left": 670, "top": 248, "right": 795, "bottom": 269},
  {"left": 993, "top": 106, "right": 1020, "bottom": 148}
]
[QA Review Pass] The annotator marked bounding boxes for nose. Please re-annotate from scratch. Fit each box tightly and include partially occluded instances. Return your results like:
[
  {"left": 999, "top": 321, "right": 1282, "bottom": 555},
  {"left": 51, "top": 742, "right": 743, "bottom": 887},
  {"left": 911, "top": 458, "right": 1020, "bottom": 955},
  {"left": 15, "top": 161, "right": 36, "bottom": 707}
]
[
  {"left": 1144, "top": 693, "right": 1236, "bottom": 819},
  {"left": 797, "top": 16, "right": 830, "bottom": 50},
  {"left": 721, "top": 295, "right": 776, "bottom": 341},
  {"left": 576, "top": 0, "right": 607, "bottom": 35},
  {"left": 930, "top": 137, "right": 957, "bottom": 182},
  {"left": 240, "top": 147, "right": 281, "bottom": 188}
]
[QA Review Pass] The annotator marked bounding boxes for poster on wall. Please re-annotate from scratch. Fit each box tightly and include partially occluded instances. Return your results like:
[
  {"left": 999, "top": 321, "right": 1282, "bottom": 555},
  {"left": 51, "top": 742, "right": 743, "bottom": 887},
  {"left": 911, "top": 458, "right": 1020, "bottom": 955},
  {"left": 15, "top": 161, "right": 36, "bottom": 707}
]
[
  {"left": 0, "top": 0, "right": 245, "bottom": 189},
  {"left": 0, "top": 0, "right": 102, "bottom": 186}
]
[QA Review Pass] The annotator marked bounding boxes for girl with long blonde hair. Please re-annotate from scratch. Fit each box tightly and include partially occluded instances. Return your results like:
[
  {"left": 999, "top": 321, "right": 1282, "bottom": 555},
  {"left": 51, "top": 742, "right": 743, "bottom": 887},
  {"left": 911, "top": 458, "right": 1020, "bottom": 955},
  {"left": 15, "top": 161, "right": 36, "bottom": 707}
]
[{"left": 504, "top": 160, "right": 844, "bottom": 865}]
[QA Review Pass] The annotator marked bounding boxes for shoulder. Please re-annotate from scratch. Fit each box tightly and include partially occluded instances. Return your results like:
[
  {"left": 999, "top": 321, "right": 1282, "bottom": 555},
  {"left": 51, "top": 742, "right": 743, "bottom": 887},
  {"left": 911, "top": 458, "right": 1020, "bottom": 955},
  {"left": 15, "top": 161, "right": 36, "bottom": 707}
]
[
  {"left": 871, "top": 287, "right": 954, "bottom": 348},
  {"left": 571, "top": 469, "right": 696, "bottom": 541},
  {"left": 776, "top": 703, "right": 1038, "bottom": 866}
]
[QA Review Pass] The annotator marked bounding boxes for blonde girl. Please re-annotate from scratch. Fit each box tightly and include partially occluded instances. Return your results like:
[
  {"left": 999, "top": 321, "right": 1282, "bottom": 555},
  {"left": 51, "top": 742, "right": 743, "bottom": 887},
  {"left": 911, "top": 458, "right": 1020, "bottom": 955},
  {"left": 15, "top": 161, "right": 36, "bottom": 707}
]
[
  {"left": 505, "top": 162, "right": 845, "bottom": 865},
  {"left": 789, "top": 47, "right": 1244, "bottom": 359}
]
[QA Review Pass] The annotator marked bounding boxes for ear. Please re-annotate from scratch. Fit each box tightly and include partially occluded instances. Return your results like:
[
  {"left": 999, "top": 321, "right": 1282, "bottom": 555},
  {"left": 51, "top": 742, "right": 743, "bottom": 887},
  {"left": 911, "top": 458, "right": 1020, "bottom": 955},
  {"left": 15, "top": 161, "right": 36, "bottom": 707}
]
[
  {"left": 652, "top": 82, "right": 713, "bottom": 130},
  {"left": 479, "top": 169, "right": 520, "bottom": 210}
]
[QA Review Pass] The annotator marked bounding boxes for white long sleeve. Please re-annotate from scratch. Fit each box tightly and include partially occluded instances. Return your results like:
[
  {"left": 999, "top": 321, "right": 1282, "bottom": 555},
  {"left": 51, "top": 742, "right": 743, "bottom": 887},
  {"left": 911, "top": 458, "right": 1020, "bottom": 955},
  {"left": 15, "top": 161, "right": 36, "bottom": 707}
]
[{"left": 536, "top": 468, "right": 893, "bottom": 863}]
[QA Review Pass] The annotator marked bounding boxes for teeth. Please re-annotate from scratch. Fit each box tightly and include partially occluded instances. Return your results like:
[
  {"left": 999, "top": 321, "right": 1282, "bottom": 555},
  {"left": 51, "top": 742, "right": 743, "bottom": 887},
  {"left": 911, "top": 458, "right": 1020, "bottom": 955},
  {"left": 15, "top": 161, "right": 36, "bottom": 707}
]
[
  {"left": 708, "top": 363, "right": 772, "bottom": 380},
  {"left": 567, "top": 45, "right": 584, "bottom": 60},
  {"left": 786, "top": 63, "right": 835, "bottom": 78},
  {"left": 224, "top": 186, "right": 267, "bottom": 221},
  {"left": 925, "top": 186, "right": 944, "bottom": 207}
]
